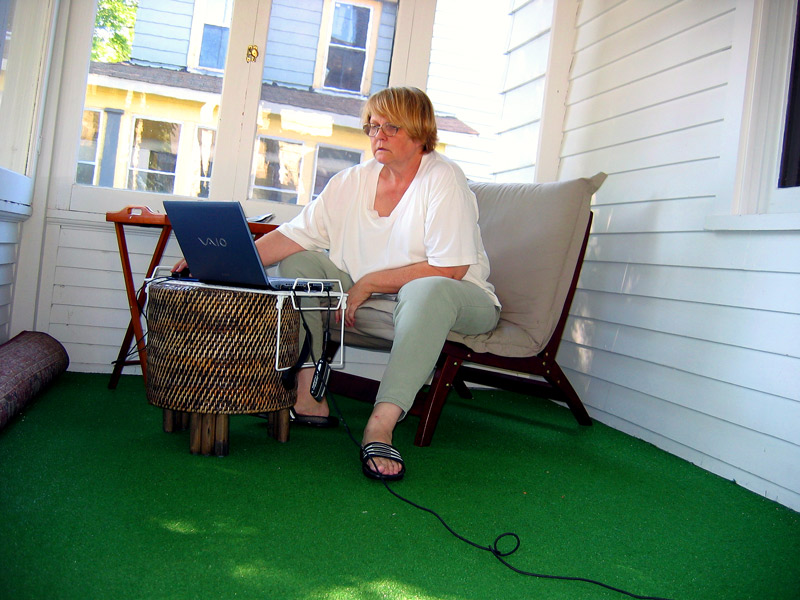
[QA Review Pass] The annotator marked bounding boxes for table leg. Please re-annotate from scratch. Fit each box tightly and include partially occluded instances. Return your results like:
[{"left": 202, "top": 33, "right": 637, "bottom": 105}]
[
  {"left": 268, "top": 408, "right": 291, "bottom": 443},
  {"left": 189, "top": 413, "right": 229, "bottom": 457},
  {"left": 214, "top": 414, "right": 229, "bottom": 456},
  {"left": 109, "top": 223, "right": 172, "bottom": 388},
  {"left": 163, "top": 408, "right": 189, "bottom": 432}
]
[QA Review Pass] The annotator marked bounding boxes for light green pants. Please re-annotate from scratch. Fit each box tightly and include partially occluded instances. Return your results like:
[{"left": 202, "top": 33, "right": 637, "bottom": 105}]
[{"left": 278, "top": 251, "right": 500, "bottom": 414}]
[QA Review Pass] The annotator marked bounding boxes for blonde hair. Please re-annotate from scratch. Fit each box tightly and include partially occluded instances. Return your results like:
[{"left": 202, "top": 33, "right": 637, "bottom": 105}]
[{"left": 361, "top": 87, "right": 438, "bottom": 153}]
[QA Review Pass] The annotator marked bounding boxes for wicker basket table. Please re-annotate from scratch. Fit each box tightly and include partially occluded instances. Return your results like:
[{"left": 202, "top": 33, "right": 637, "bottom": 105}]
[{"left": 145, "top": 280, "right": 299, "bottom": 456}]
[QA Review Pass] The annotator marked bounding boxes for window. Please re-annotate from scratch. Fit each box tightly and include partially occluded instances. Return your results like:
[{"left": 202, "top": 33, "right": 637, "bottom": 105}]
[
  {"left": 199, "top": 25, "right": 229, "bottom": 70},
  {"left": 189, "top": 0, "right": 233, "bottom": 72},
  {"left": 251, "top": 137, "right": 304, "bottom": 204},
  {"left": 711, "top": 0, "right": 800, "bottom": 229},
  {"left": 194, "top": 127, "right": 216, "bottom": 198},
  {"left": 313, "top": 145, "right": 362, "bottom": 199},
  {"left": 75, "top": 0, "right": 226, "bottom": 205},
  {"left": 127, "top": 118, "right": 181, "bottom": 194},
  {"left": 325, "top": 3, "right": 371, "bottom": 92},
  {"left": 0, "top": 0, "right": 55, "bottom": 178},
  {"left": 77, "top": 110, "right": 102, "bottom": 185},
  {"left": 65, "top": 0, "right": 434, "bottom": 214},
  {"left": 314, "top": 0, "right": 383, "bottom": 95},
  {"left": 779, "top": 5, "right": 800, "bottom": 189}
]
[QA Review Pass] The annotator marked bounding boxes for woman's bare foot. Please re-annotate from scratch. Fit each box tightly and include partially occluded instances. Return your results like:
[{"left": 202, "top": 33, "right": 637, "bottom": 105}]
[
  {"left": 361, "top": 402, "right": 404, "bottom": 477},
  {"left": 294, "top": 367, "right": 331, "bottom": 417}
]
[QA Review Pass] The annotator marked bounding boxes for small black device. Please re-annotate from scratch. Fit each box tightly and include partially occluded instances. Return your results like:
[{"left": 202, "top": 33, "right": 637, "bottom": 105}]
[{"left": 310, "top": 357, "right": 331, "bottom": 401}]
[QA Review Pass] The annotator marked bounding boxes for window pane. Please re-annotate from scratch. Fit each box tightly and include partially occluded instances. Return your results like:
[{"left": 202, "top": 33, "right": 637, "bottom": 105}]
[
  {"left": 251, "top": 0, "right": 398, "bottom": 205},
  {"left": 76, "top": 163, "right": 96, "bottom": 186},
  {"left": 252, "top": 138, "right": 303, "bottom": 204},
  {"left": 194, "top": 127, "right": 216, "bottom": 198},
  {"left": 78, "top": 110, "right": 101, "bottom": 163},
  {"left": 324, "top": 46, "right": 366, "bottom": 92},
  {"left": 128, "top": 118, "right": 180, "bottom": 193},
  {"left": 76, "top": 0, "right": 227, "bottom": 197},
  {"left": 199, "top": 24, "right": 229, "bottom": 70},
  {"left": 331, "top": 4, "right": 370, "bottom": 48},
  {"left": 0, "top": 0, "right": 52, "bottom": 175},
  {"left": 314, "top": 146, "right": 362, "bottom": 198}
]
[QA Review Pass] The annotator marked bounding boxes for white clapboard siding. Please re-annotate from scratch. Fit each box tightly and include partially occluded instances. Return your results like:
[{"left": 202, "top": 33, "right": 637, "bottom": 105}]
[
  {"left": 571, "top": 0, "right": 735, "bottom": 79},
  {"left": 566, "top": 52, "right": 730, "bottom": 131},
  {"left": 501, "top": 77, "right": 545, "bottom": 131},
  {"left": 569, "top": 11, "right": 734, "bottom": 104},
  {"left": 505, "top": 31, "right": 550, "bottom": 91},
  {"left": 569, "top": 373, "right": 800, "bottom": 506},
  {"left": 558, "top": 343, "right": 800, "bottom": 460},
  {"left": 588, "top": 161, "right": 721, "bottom": 204},
  {"left": 570, "top": 290, "right": 800, "bottom": 358},
  {"left": 586, "top": 230, "right": 800, "bottom": 272},
  {"left": 558, "top": 341, "right": 800, "bottom": 448},
  {"left": 575, "top": 0, "right": 630, "bottom": 26},
  {"left": 561, "top": 122, "right": 723, "bottom": 177},
  {"left": 561, "top": 0, "right": 800, "bottom": 510},
  {"left": 0, "top": 219, "right": 21, "bottom": 341},
  {"left": 50, "top": 303, "right": 132, "bottom": 330},
  {"left": 563, "top": 86, "right": 727, "bottom": 158},
  {"left": 495, "top": 165, "right": 536, "bottom": 183},
  {"left": 47, "top": 222, "right": 183, "bottom": 373},
  {"left": 496, "top": 121, "right": 541, "bottom": 174},
  {"left": 574, "top": 0, "right": 678, "bottom": 49},
  {"left": 508, "top": 0, "right": 553, "bottom": 51},
  {"left": 564, "top": 319, "right": 798, "bottom": 401},
  {"left": 578, "top": 262, "right": 799, "bottom": 314},
  {"left": 589, "top": 196, "right": 718, "bottom": 233}
]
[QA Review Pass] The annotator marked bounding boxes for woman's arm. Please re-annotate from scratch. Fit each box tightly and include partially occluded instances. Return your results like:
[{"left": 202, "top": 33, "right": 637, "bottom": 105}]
[
  {"left": 254, "top": 229, "right": 306, "bottom": 266},
  {"left": 343, "top": 261, "right": 468, "bottom": 326}
]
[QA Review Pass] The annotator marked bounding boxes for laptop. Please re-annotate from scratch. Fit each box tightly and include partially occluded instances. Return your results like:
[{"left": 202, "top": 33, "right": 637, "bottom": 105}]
[{"left": 163, "top": 200, "right": 333, "bottom": 292}]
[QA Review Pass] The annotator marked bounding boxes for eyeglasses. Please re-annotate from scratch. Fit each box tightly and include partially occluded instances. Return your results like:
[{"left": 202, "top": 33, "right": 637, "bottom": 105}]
[{"left": 363, "top": 122, "right": 401, "bottom": 137}]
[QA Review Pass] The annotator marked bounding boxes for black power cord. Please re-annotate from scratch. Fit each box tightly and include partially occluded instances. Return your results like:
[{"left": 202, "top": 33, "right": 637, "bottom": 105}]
[
  {"left": 329, "top": 389, "right": 676, "bottom": 600},
  {"left": 292, "top": 301, "right": 676, "bottom": 600}
]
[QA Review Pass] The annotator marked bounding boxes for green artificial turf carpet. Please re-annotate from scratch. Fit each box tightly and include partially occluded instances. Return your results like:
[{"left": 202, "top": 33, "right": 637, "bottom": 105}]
[{"left": 1, "top": 372, "right": 798, "bottom": 600}]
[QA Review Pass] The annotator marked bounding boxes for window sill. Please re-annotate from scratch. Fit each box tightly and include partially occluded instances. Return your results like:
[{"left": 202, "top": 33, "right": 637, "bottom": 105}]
[
  {"left": 704, "top": 213, "right": 800, "bottom": 232},
  {"left": 0, "top": 168, "right": 33, "bottom": 222}
]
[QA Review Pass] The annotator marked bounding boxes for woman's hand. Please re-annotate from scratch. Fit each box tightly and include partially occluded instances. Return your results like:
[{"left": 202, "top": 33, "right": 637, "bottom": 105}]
[
  {"left": 342, "top": 279, "right": 373, "bottom": 327},
  {"left": 172, "top": 258, "right": 189, "bottom": 273}
]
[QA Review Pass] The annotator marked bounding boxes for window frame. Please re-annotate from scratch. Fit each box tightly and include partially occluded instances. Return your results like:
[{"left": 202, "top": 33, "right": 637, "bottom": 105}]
[
  {"left": 313, "top": 0, "right": 383, "bottom": 96},
  {"left": 54, "top": 0, "right": 435, "bottom": 219},
  {"left": 709, "top": 0, "right": 800, "bottom": 231},
  {"left": 187, "top": 0, "right": 234, "bottom": 74}
]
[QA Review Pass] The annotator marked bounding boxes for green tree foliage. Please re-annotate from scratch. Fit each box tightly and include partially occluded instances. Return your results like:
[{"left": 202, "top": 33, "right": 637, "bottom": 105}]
[{"left": 91, "top": 0, "right": 139, "bottom": 63}]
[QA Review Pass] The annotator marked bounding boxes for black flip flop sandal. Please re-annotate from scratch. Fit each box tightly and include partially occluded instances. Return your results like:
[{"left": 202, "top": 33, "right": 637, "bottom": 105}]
[{"left": 360, "top": 441, "right": 406, "bottom": 481}]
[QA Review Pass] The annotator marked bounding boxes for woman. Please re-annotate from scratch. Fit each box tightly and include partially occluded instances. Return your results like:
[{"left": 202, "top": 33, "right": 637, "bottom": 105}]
[{"left": 252, "top": 87, "right": 500, "bottom": 480}]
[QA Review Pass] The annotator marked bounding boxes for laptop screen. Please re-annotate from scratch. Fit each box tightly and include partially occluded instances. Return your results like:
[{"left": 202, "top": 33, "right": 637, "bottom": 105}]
[{"left": 164, "top": 200, "right": 272, "bottom": 289}]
